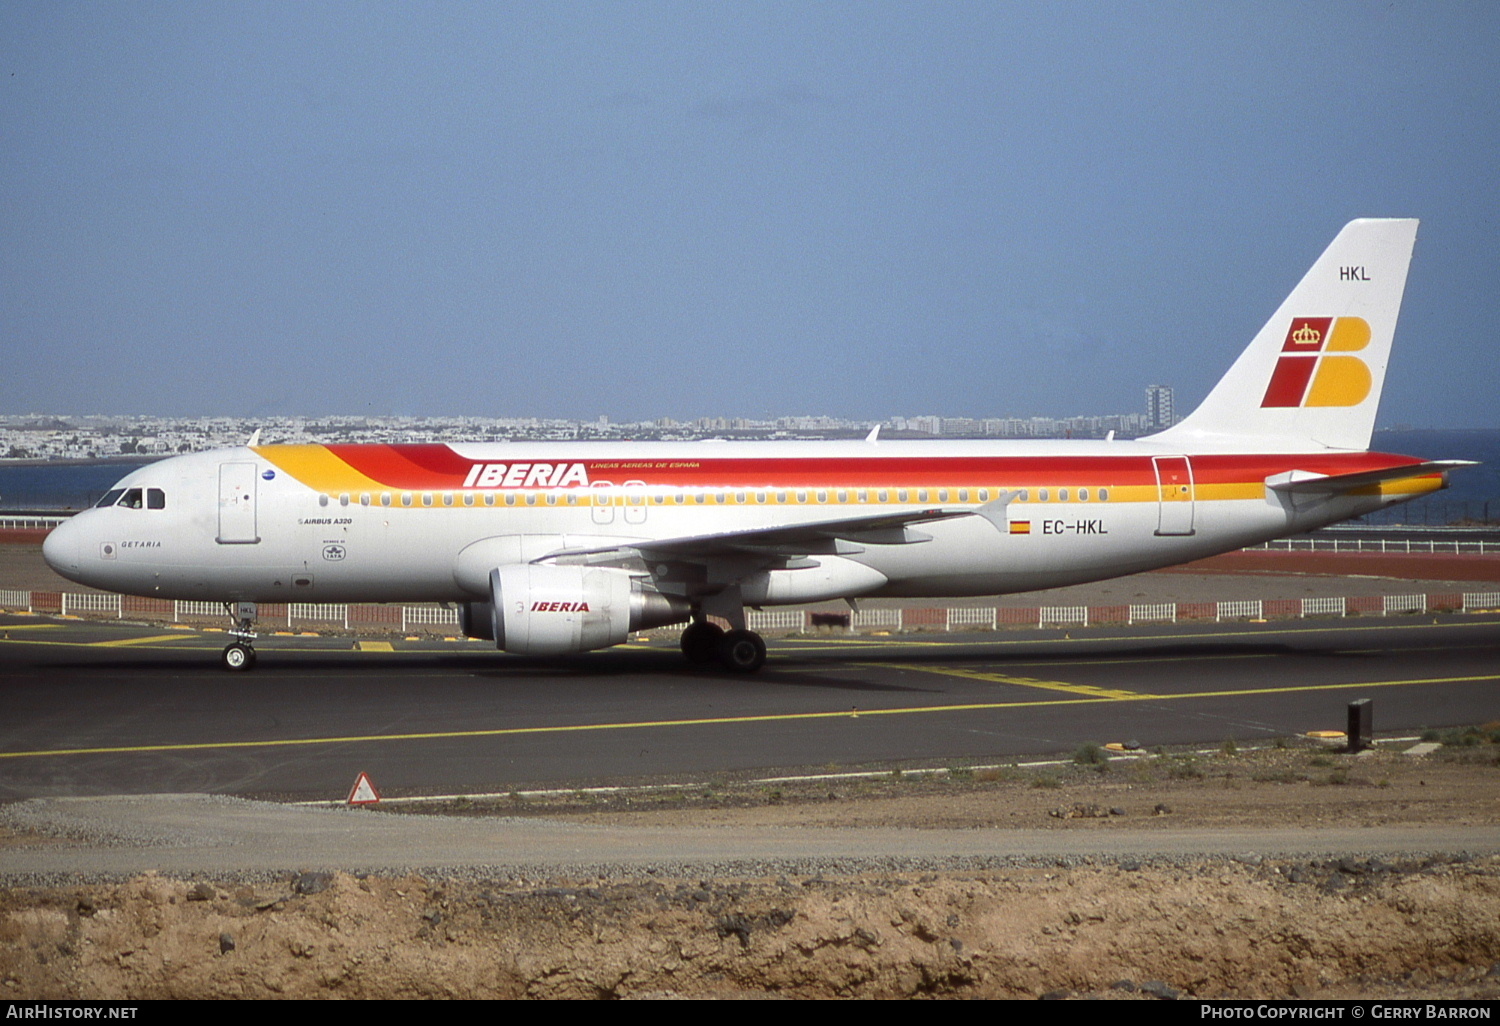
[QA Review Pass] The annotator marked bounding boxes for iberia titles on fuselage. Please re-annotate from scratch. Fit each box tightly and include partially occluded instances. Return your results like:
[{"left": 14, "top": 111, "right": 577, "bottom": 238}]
[{"left": 40, "top": 218, "right": 1471, "bottom": 672}]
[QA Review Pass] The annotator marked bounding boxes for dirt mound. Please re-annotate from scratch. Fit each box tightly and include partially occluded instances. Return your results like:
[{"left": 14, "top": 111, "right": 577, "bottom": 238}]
[{"left": 3, "top": 857, "right": 1499, "bottom": 1000}]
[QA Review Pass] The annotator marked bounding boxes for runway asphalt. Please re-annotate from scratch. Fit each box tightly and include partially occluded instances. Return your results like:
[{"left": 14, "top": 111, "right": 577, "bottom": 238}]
[{"left": 3, "top": 611, "right": 1498, "bottom": 802}]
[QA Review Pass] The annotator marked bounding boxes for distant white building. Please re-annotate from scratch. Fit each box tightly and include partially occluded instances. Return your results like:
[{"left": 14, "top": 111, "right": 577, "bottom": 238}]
[{"left": 1146, "top": 385, "right": 1175, "bottom": 430}]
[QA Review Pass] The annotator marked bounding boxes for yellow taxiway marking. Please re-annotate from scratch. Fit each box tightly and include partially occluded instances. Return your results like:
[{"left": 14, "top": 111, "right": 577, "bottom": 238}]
[
  {"left": 3, "top": 671, "right": 1497, "bottom": 761},
  {"left": 880, "top": 663, "right": 1154, "bottom": 699},
  {"left": 0, "top": 623, "right": 62, "bottom": 630},
  {"left": 89, "top": 634, "right": 201, "bottom": 648},
  {"left": 794, "top": 617, "right": 1500, "bottom": 650},
  {"left": 355, "top": 641, "right": 394, "bottom": 652}
]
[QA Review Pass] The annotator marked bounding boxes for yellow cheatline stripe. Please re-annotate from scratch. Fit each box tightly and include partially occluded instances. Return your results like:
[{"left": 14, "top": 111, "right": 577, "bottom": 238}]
[
  {"left": 254, "top": 444, "right": 386, "bottom": 494},
  {"left": 89, "top": 634, "right": 201, "bottom": 648},
  {"left": 3, "top": 671, "right": 1496, "bottom": 762},
  {"left": 882, "top": 664, "right": 1153, "bottom": 699}
]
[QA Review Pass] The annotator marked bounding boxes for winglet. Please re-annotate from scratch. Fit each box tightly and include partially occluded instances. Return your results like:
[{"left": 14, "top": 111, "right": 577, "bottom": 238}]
[{"left": 865, "top": 424, "right": 881, "bottom": 444}]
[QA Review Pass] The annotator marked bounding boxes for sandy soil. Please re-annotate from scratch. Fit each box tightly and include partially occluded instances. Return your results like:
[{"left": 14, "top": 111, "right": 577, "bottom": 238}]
[{"left": 3, "top": 735, "right": 1499, "bottom": 1000}]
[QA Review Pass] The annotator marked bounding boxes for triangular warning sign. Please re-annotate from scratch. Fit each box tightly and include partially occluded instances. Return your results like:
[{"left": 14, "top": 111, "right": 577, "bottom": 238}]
[{"left": 347, "top": 772, "right": 381, "bottom": 806}]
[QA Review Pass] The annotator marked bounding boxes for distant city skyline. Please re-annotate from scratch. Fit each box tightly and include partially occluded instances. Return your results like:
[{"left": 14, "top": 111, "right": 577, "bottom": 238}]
[{"left": 3, "top": 5, "right": 1496, "bottom": 426}]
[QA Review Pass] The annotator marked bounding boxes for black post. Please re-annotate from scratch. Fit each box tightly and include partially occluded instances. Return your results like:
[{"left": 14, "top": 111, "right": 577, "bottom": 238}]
[{"left": 1347, "top": 699, "right": 1372, "bottom": 753}]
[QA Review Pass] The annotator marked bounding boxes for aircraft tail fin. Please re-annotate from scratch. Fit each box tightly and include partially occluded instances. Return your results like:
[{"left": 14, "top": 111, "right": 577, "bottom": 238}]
[{"left": 1148, "top": 218, "right": 1419, "bottom": 452}]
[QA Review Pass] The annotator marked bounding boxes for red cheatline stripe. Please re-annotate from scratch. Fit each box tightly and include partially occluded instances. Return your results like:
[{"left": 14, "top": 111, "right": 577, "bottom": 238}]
[{"left": 279, "top": 446, "right": 1434, "bottom": 491}]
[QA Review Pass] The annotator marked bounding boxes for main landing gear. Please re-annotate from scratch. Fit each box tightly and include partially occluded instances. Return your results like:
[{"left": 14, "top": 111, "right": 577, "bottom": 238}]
[
  {"left": 680, "top": 619, "right": 767, "bottom": 673},
  {"left": 221, "top": 601, "right": 258, "bottom": 672}
]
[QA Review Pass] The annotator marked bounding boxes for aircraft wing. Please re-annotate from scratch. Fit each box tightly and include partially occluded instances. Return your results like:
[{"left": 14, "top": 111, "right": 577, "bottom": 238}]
[
  {"left": 1264, "top": 460, "right": 1475, "bottom": 495},
  {"left": 535, "top": 494, "right": 1017, "bottom": 564}
]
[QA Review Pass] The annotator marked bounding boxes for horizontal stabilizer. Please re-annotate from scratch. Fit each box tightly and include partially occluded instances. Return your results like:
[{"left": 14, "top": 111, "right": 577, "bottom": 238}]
[{"left": 1264, "top": 460, "right": 1474, "bottom": 495}]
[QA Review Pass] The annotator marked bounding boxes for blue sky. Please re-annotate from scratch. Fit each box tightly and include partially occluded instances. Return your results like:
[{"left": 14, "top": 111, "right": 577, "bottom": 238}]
[{"left": 2, "top": 2, "right": 1496, "bottom": 426}]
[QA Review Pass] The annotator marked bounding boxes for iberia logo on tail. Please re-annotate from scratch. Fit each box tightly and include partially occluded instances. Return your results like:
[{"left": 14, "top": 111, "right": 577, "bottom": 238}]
[{"left": 1260, "top": 317, "right": 1372, "bottom": 408}]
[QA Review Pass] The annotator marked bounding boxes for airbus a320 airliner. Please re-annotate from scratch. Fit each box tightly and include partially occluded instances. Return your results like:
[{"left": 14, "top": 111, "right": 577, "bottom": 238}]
[{"left": 43, "top": 219, "right": 1468, "bottom": 672}]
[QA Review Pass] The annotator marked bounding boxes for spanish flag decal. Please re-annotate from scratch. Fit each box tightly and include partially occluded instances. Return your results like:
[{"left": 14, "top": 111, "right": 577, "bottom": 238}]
[{"left": 1009, "top": 520, "right": 1031, "bottom": 535}]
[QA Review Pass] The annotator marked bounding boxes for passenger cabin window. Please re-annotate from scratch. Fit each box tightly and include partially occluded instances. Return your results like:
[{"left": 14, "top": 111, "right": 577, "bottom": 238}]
[
  {"left": 1059, "top": 488, "right": 1069, "bottom": 502},
  {"left": 1098, "top": 488, "right": 1109, "bottom": 501},
  {"left": 146, "top": 488, "right": 166, "bottom": 510},
  {"left": 318, "top": 494, "right": 329, "bottom": 507}
]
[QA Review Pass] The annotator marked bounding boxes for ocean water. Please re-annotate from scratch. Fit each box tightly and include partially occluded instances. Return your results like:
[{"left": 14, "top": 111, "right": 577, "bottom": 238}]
[
  {"left": 0, "top": 459, "right": 158, "bottom": 511},
  {"left": 1369, "top": 430, "right": 1500, "bottom": 525},
  {"left": 0, "top": 431, "right": 1494, "bottom": 523}
]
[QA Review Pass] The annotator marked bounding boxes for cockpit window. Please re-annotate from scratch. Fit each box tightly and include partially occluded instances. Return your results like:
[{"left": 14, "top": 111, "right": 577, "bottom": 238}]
[
  {"left": 147, "top": 488, "right": 166, "bottom": 509},
  {"left": 119, "top": 488, "right": 144, "bottom": 509},
  {"left": 96, "top": 489, "right": 125, "bottom": 508}
]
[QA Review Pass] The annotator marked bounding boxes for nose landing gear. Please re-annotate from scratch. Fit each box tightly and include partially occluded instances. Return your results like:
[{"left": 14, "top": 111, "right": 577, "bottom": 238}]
[{"left": 221, "top": 601, "right": 258, "bottom": 672}]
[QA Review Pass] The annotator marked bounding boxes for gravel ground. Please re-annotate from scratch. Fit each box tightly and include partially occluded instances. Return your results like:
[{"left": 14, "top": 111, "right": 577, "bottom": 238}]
[{"left": 2, "top": 737, "right": 1499, "bottom": 999}]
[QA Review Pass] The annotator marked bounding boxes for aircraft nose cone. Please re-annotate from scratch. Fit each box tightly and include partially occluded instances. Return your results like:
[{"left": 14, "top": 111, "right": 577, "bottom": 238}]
[{"left": 42, "top": 517, "right": 81, "bottom": 578}]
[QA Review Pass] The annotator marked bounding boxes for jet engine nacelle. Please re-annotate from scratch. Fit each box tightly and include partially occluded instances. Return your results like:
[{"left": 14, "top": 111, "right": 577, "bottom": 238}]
[{"left": 461, "top": 564, "right": 690, "bottom": 655}]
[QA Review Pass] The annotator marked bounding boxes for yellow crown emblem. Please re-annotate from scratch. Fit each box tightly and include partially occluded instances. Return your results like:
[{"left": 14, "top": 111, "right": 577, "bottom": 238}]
[{"left": 1292, "top": 323, "right": 1322, "bottom": 346}]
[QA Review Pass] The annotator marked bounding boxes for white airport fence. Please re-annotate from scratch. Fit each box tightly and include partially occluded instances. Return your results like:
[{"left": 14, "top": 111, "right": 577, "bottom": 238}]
[
  {"left": 1216, "top": 600, "right": 1262, "bottom": 621},
  {"left": 1251, "top": 537, "right": 1500, "bottom": 555},
  {"left": 1128, "top": 603, "right": 1177, "bottom": 624},
  {"left": 7, "top": 589, "right": 1500, "bottom": 635},
  {"left": 0, "top": 589, "right": 29, "bottom": 609},
  {"left": 400, "top": 606, "right": 460, "bottom": 630},
  {"left": 747, "top": 609, "right": 807, "bottom": 632},
  {"left": 852, "top": 608, "right": 901, "bottom": 630},
  {"left": 947, "top": 607, "right": 998, "bottom": 630},
  {"left": 0, "top": 515, "right": 69, "bottom": 531},
  {"left": 1301, "top": 596, "right": 1346, "bottom": 618},
  {"left": 1039, "top": 606, "right": 1088, "bottom": 628},
  {"left": 61, "top": 592, "right": 122, "bottom": 616}
]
